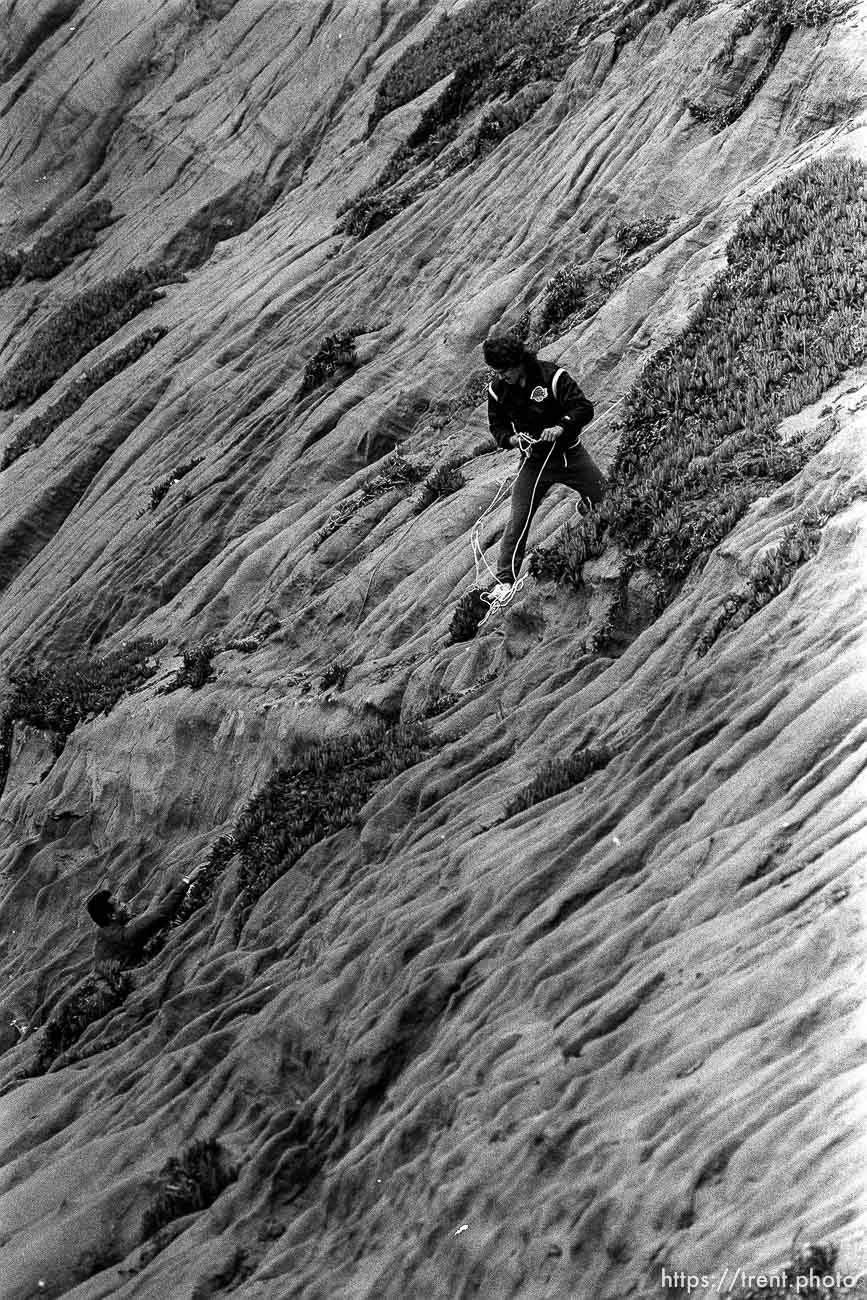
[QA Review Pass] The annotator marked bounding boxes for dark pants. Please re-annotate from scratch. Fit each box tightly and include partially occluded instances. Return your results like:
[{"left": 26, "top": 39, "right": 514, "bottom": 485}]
[{"left": 497, "top": 442, "right": 606, "bottom": 583}]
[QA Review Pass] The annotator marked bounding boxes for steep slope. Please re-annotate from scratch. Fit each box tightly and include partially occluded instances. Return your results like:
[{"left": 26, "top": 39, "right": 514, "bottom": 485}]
[{"left": 0, "top": 0, "right": 866, "bottom": 1297}]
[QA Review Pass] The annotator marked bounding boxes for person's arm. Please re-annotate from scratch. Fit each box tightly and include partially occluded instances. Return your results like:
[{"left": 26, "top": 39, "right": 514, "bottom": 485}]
[
  {"left": 123, "top": 880, "right": 190, "bottom": 945},
  {"left": 554, "top": 369, "right": 594, "bottom": 436},
  {"left": 487, "top": 383, "right": 515, "bottom": 450}
]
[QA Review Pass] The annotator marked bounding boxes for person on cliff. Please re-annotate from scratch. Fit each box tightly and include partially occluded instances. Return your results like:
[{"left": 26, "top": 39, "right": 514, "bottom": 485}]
[
  {"left": 86, "top": 867, "right": 201, "bottom": 968},
  {"left": 483, "top": 332, "right": 606, "bottom": 599}
]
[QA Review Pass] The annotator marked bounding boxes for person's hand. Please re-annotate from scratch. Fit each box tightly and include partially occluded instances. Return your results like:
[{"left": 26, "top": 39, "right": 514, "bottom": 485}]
[{"left": 538, "top": 426, "right": 561, "bottom": 442}]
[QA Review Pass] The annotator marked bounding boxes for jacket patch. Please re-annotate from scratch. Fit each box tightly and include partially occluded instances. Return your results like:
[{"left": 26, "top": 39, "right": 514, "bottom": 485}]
[{"left": 530, "top": 385, "right": 547, "bottom": 403}]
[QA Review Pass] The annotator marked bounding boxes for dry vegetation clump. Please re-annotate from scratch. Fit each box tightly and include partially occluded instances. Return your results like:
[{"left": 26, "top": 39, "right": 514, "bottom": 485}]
[
  {"left": 299, "top": 330, "right": 359, "bottom": 392},
  {"left": 141, "top": 1140, "right": 237, "bottom": 1244},
  {"left": 423, "top": 670, "right": 498, "bottom": 717},
  {"left": 505, "top": 744, "right": 612, "bottom": 818},
  {"left": 536, "top": 157, "right": 865, "bottom": 603},
  {"left": 337, "top": 187, "right": 423, "bottom": 240},
  {"left": 423, "top": 368, "right": 492, "bottom": 433},
  {"left": 424, "top": 689, "right": 463, "bottom": 717},
  {"left": 32, "top": 964, "right": 133, "bottom": 1074},
  {"left": 1, "top": 328, "right": 166, "bottom": 470},
  {"left": 535, "top": 238, "right": 661, "bottom": 339},
  {"left": 615, "top": 212, "right": 676, "bottom": 252},
  {"left": 232, "top": 722, "right": 430, "bottom": 914},
  {"left": 415, "top": 457, "right": 467, "bottom": 510},
  {"left": 314, "top": 451, "right": 430, "bottom": 548},
  {"left": 319, "top": 660, "right": 350, "bottom": 690},
  {"left": 5, "top": 638, "right": 165, "bottom": 753},
  {"left": 0, "top": 265, "right": 174, "bottom": 408},
  {"left": 148, "top": 455, "right": 203, "bottom": 510},
  {"left": 169, "top": 641, "right": 217, "bottom": 691}
]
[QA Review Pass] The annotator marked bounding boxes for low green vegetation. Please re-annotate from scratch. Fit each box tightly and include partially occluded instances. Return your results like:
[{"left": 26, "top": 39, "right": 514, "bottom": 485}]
[
  {"left": 33, "top": 964, "right": 132, "bottom": 1074},
  {"left": 233, "top": 721, "right": 430, "bottom": 914},
  {"left": 609, "top": 156, "right": 864, "bottom": 588},
  {"left": 0, "top": 201, "right": 114, "bottom": 291},
  {"left": 543, "top": 156, "right": 864, "bottom": 605},
  {"left": 0, "top": 265, "right": 173, "bottom": 408},
  {"left": 314, "top": 451, "right": 430, "bottom": 549},
  {"left": 505, "top": 744, "right": 612, "bottom": 818},
  {"left": 148, "top": 456, "right": 203, "bottom": 510},
  {"left": 18, "top": 200, "right": 114, "bottom": 281},
  {"left": 367, "top": 0, "right": 527, "bottom": 132},
  {"left": 686, "top": 0, "right": 851, "bottom": 129},
  {"left": 697, "top": 489, "right": 861, "bottom": 654},
  {"left": 141, "top": 1139, "right": 237, "bottom": 1242},
  {"left": 1, "top": 328, "right": 165, "bottom": 471},
  {"left": 170, "top": 835, "right": 237, "bottom": 930},
  {"left": 536, "top": 262, "right": 589, "bottom": 336},
  {"left": 347, "top": 0, "right": 669, "bottom": 239},
  {"left": 530, "top": 508, "right": 607, "bottom": 586},
  {"left": 0, "top": 249, "right": 22, "bottom": 290},
  {"left": 300, "top": 330, "right": 359, "bottom": 393},
  {"left": 6, "top": 638, "right": 164, "bottom": 753},
  {"left": 369, "top": 0, "right": 665, "bottom": 135}
]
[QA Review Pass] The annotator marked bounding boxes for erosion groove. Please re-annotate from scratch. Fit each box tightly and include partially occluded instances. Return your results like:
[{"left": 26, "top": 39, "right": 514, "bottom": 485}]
[{"left": 0, "top": 0, "right": 864, "bottom": 1297}]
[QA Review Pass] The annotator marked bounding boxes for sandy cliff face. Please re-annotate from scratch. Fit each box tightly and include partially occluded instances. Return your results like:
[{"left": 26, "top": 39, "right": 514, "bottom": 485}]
[{"left": 0, "top": 1, "right": 866, "bottom": 1296}]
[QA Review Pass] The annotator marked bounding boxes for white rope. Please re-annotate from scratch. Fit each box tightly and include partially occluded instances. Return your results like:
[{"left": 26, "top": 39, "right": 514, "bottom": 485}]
[
  {"left": 470, "top": 471, "right": 514, "bottom": 587},
  {"left": 508, "top": 437, "right": 556, "bottom": 584},
  {"left": 473, "top": 434, "right": 557, "bottom": 625}
]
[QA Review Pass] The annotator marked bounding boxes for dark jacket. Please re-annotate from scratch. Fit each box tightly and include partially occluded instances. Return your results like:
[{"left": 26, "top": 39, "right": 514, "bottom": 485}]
[
  {"left": 93, "top": 881, "right": 188, "bottom": 968},
  {"left": 487, "top": 358, "right": 594, "bottom": 458}
]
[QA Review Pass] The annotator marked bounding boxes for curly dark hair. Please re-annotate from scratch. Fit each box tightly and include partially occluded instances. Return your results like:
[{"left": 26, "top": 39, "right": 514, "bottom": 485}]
[{"left": 483, "top": 332, "right": 535, "bottom": 369}]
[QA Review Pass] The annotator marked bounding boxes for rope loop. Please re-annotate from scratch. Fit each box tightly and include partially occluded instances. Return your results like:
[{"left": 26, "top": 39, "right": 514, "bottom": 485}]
[{"left": 469, "top": 432, "right": 556, "bottom": 609}]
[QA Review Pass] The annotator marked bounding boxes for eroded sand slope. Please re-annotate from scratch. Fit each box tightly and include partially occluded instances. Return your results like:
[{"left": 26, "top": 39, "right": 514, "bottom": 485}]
[{"left": 0, "top": 1, "right": 865, "bottom": 1296}]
